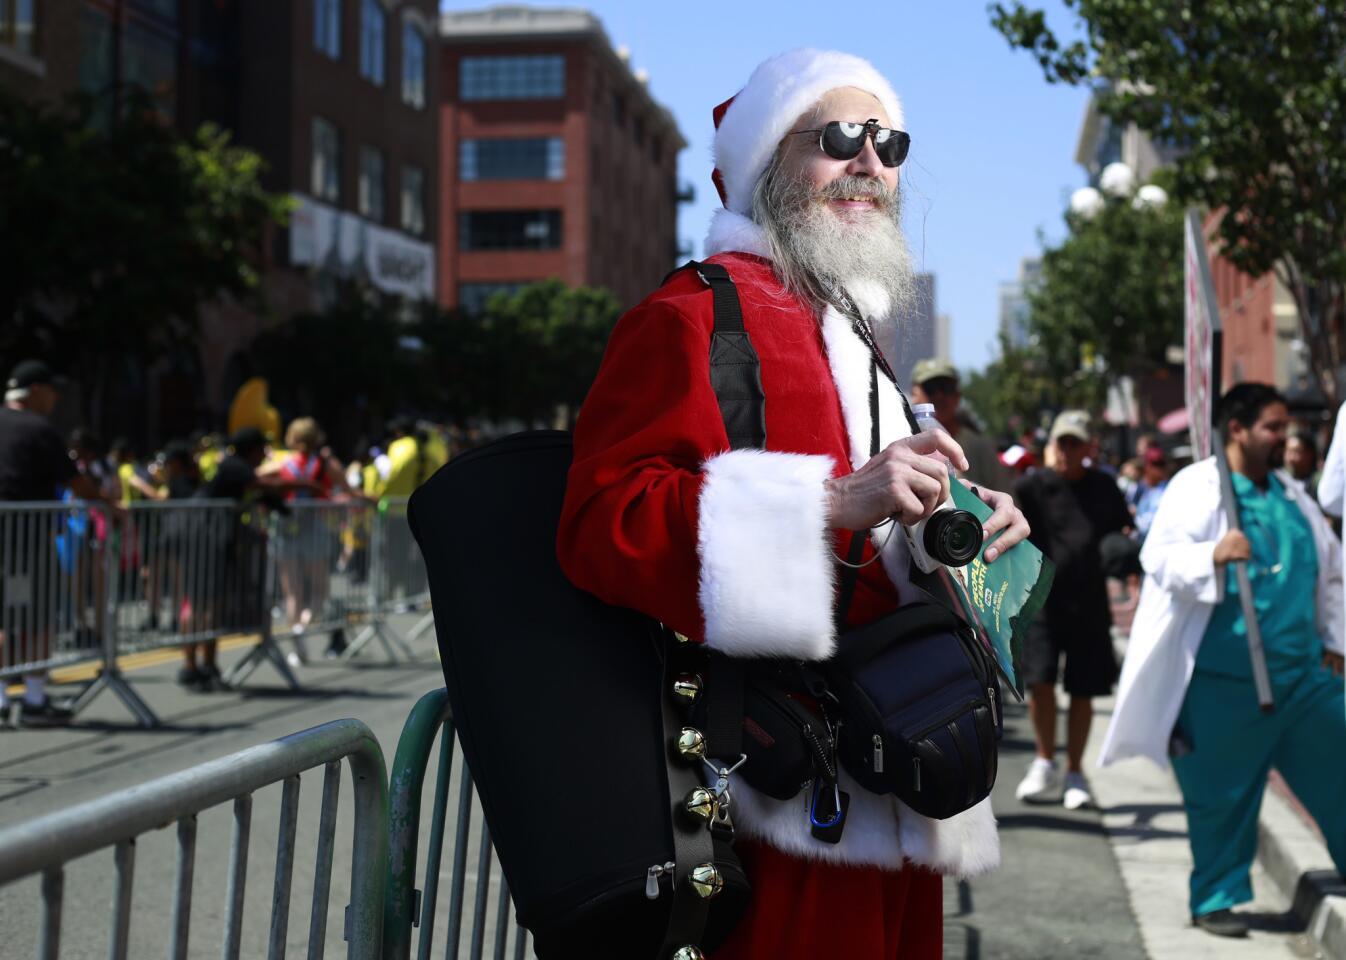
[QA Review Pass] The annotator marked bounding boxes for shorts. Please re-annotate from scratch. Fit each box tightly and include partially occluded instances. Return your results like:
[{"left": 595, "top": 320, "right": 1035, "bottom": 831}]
[{"left": 1021, "top": 606, "right": 1118, "bottom": 697}]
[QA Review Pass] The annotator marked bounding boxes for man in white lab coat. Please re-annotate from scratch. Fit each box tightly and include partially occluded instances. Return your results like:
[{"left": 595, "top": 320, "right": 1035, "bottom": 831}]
[{"left": 1101, "top": 383, "right": 1346, "bottom": 939}]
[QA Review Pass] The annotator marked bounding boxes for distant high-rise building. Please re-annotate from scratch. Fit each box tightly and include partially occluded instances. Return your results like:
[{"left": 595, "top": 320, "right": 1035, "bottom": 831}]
[
  {"left": 895, "top": 273, "right": 937, "bottom": 389},
  {"left": 998, "top": 257, "right": 1041, "bottom": 348},
  {"left": 1073, "top": 88, "right": 1180, "bottom": 187},
  {"left": 438, "top": 5, "right": 688, "bottom": 314}
]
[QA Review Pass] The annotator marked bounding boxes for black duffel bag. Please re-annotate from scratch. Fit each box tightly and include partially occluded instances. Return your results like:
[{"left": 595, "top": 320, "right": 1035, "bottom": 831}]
[{"left": 408, "top": 430, "right": 748, "bottom": 960}]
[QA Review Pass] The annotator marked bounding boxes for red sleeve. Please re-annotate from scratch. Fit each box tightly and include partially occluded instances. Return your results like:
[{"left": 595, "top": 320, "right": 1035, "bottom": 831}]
[
  {"left": 558, "top": 298, "right": 719, "bottom": 639},
  {"left": 559, "top": 294, "right": 839, "bottom": 660}
]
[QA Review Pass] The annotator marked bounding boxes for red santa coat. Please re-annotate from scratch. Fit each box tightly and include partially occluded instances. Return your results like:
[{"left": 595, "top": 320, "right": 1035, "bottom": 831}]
[{"left": 557, "top": 210, "right": 998, "bottom": 878}]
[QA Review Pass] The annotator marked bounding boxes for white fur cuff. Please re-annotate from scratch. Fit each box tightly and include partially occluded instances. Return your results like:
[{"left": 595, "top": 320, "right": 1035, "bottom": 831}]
[{"left": 697, "top": 449, "right": 837, "bottom": 659}]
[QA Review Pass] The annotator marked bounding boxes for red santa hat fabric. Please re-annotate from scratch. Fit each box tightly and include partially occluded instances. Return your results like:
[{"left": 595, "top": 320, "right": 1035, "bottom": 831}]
[{"left": 712, "top": 49, "right": 905, "bottom": 215}]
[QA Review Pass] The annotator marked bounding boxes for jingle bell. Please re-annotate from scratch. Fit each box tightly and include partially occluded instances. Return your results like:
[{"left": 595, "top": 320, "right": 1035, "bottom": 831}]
[
  {"left": 671, "top": 947, "right": 705, "bottom": 960},
  {"left": 676, "top": 727, "right": 707, "bottom": 761},
  {"left": 688, "top": 862, "right": 724, "bottom": 899},
  {"left": 683, "top": 787, "right": 717, "bottom": 823},
  {"left": 671, "top": 674, "right": 703, "bottom": 705}
]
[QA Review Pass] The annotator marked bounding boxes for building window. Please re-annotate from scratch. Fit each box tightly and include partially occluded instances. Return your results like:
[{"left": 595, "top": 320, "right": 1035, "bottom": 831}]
[
  {"left": 459, "top": 138, "right": 564, "bottom": 182},
  {"left": 359, "top": 0, "right": 385, "bottom": 86},
  {"left": 313, "top": 0, "right": 340, "bottom": 58},
  {"left": 0, "top": 0, "right": 37, "bottom": 56},
  {"left": 633, "top": 115, "right": 645, "bottom": 146},
  {"left": 459, "top": 210, "right": 562, "bottom": 251},
  {"left": 401, "top": 21, "right": 426, "bottom": 108},
  {"left": 122, "top": 20, "right": 177, "bottom": 117},
  {"left": 459, "top": 282, "right": 524, "bottom": 315},
  {"left": 651, "top": 135, "right": 662, "bottom": 166},
  {"left": 312, "top": 117, "right": 341, "bottom": 203},
  {"left": 401, "top": 164, "right": 425, "bottom": 236},
  {"left": 359, "top": 145, "right": 386, "bottom": 222},
  {"left": 612, "top": 93, "right": 625, "bottom": 128},
  {"left": 459, "top": 54, "right": 564, "bottom": 101}
]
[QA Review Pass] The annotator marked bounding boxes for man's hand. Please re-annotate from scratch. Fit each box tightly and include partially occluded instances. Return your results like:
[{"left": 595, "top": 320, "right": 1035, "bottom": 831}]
[
  {"left": 824, "top": 433, "right": 969, "bottom": 530},
  {"left": 963, "top": 481, "right": 1030, "bottom": 563},
  {"left": 1213, "top": 530, "right": 1252, "bottom": 566},
  {"left": 1324, "top": 651, "right": 1344, "bottom": 677}
]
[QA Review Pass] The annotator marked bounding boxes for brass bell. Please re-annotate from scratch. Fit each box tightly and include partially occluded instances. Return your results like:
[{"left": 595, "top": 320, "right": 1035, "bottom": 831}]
[
  {"left": 671, "top": 673, "right": 703, "bottom": 705},
  {"left": 676, "top": 727, "right": 707, "bottom": 762},
  {"left": 688, "top": 862, "right": 724, "bottom": 900},
  {"left": 671, "top": 947, "right": 705, "bottom": 960},
  {"left": 683, "top": 787, "right": 717, "bottom": 823}
]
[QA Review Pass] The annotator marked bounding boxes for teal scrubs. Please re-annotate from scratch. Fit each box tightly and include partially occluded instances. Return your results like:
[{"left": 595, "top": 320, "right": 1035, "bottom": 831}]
[{"left": 1172, "top": 472, "right": 1346, "bottom": 917}]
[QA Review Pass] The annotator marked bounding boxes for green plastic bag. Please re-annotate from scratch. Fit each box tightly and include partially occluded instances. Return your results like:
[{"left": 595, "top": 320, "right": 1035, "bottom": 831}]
[{"left": 941, "top": 481, "right": 1056, "bottom": 699}]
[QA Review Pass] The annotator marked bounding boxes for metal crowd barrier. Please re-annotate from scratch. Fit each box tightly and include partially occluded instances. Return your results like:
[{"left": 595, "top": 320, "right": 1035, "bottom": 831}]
[
  {"left": 344, "top": 497, "right": 432, "bottom": 662},
  {"left": 383, "top": 689, "right": 529, "bottom": 960},
  {"left": 1, "top": 496, "right": 437, "bottom": 727},
  {"left": 0, "top": 718, "right": 389, "bottom": 960}
]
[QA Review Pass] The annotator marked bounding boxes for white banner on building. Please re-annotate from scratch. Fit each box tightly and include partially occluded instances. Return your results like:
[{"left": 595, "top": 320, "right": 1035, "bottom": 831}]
[{"left": 288, "top": 193, "right": 435, "bottom": 300}]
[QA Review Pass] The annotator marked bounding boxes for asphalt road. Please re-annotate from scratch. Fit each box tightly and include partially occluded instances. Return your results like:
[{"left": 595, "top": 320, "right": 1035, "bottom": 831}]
[{"left": 0, "top": 614, "right": 1322, "bottom": 959}]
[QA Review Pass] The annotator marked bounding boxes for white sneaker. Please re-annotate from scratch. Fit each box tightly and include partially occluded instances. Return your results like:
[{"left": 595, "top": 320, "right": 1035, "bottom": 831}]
[
  {"left": 1063, "top": 772, "right": 1093, "bottom": 810},
  {"left": 285, "top": 650, "right": 307, "bottom": 669},
  {"left": 1015, "top": 757, "right": 1061, "bottom": 802}
]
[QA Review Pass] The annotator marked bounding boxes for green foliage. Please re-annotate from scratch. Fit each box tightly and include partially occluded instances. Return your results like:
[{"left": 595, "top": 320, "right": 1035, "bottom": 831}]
[
  {"left": 962, "top": 335, "right": 1064, "bottom": 441},
  {"left": 437, "top": 279, "right": 621, "bottom": 425},
  {"left": 989, "top": 0, "right": 1346, "bottom": 402},
  {"left": 1028, "top": 184, "right": 1185, "bottom": 402},
  {"left": 0, "top": 89, "right": 290, "bottom": 369}
]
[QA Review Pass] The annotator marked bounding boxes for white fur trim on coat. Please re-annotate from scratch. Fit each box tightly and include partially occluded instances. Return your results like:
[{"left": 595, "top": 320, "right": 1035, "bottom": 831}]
[
  {"left": 715, "top": 49, "right": 905, "bottom": 216},
  {"left": 704, "top": 209, "right": 774, "bottom": 260},
  {"left": 698, "top": 449, "right": 837, "bottom": 659},
  {"left": 729, "top": 773, "right": 1000, "bottom": 877}
]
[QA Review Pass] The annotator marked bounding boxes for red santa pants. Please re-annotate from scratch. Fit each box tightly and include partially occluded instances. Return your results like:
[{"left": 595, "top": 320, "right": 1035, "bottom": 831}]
[{"left": 710, "top": 840, "right": 943, "bottom": 959}]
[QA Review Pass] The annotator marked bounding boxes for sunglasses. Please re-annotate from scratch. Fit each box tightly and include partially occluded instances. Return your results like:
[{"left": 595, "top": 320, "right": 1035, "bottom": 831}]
[{"left": 790, "top": 118, "right": 911, "bottom": 167}]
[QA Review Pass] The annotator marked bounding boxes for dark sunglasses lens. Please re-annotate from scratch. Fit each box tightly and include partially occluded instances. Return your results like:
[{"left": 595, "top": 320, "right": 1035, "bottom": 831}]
[
  {"left": 820, "top": 121, "right": 866, "bottom": 160},
  {"left": 876, "top": 131, "right": 910, "bottom": 167}
]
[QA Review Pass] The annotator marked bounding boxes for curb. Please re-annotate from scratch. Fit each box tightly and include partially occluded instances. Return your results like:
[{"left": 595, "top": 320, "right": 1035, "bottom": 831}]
[{"left": 1258, "top": 783, "right": 1346, "bottom": 959}]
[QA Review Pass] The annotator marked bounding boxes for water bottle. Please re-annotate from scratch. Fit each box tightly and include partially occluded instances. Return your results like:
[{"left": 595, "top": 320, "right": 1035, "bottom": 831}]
[{"left": 912, "top": 403, "right": 954, "bottom": 476}]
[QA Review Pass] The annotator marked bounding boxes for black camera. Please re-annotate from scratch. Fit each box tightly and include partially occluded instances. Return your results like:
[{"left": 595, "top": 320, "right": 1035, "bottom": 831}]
[{"left": 905, "top": 507, "right": 984, "bottom": 573}]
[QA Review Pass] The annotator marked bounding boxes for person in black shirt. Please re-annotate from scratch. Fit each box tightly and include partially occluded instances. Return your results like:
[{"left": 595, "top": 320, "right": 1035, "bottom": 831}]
[
  {"left": 0, "top": 360, "right": 117, "bottom": 725},
  {"left": 1012, "top": 410, "right": 1132, "bottom": 809}
]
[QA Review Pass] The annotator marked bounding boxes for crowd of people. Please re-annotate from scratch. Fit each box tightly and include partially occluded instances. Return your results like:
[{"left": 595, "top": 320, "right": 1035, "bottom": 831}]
[{"left": 0, "top": 357, "right": 454, "bottom": 723}]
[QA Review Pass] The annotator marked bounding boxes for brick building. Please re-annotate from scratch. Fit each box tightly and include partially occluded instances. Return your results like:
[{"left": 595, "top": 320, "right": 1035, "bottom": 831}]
[
  {"left": 0, "top": 1, "right": 440, "bottom": 444},
  {"left": 437, "top": 6, "right": 687, "bottom": 314}
]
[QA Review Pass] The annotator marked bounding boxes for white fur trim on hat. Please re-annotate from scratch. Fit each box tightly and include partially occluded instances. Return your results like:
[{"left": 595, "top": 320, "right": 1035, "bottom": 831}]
[{"left": 714, "top": 49, "right": 905, "bottom": 216}]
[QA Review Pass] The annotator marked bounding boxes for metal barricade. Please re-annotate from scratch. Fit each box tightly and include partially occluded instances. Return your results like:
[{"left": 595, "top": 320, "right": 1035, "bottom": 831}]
[
  {"left": 0, "top": 718, "right": 389, "bottom": 960},
  {"left": 383, "top": 689, "right": 530, "bottom": 960},
  {"left": 227, "top": 499, "right": 376, "bottom": 686},
  {"left": 0, "top": 501, "right": 159, "bottom": 723},
  {"left": 344, "top": 497, "right": 429, "bottom": 662}
]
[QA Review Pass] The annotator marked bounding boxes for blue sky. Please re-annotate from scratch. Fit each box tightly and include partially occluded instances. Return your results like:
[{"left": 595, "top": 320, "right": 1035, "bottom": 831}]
[{"left": 444, "top": 2, "right": 1091, "bottom": 370}]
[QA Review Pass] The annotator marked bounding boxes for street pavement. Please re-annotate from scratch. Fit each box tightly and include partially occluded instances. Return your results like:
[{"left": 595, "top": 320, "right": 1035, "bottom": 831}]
[{"left": 0, "top": 610, "right": 1334, "bottom": 959}]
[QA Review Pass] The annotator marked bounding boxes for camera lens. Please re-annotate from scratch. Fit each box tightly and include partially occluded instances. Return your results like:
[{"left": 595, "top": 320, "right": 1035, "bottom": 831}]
[{"left": 923, "top": 510, "right": 984, "bottom": 567}]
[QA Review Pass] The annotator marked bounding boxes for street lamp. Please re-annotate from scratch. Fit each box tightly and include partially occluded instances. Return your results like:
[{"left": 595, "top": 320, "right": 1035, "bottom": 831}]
[
  {"left": 1100, "top": 161, "right": 1137, "bottom": 198},
  {"left": 1070, "top": 186, "right": 1105, "bottom": 219}
]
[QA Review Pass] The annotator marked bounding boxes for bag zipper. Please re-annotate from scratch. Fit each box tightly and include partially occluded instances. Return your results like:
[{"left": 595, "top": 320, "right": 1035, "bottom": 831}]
[
  {"left": 909, "top": 697, "right": 982, "bottom": 742},
  {"left": 645, "top": 861, "right": 676, "bottom": 899},
  {"left": 913, "top": 756, "right": 922, "bottom": 791},
  {"left": 872, "top": 733, "right": 884, "bottom": 774},
  {"left": 988, "top": 685, "right": 999, "bottom": 727}
]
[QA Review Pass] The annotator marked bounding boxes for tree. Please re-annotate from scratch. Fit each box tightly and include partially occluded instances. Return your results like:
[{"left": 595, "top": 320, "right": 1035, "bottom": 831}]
[
  {"left": 962, "top": 334, "right": 1063, "bottom": 441},
  {"left": 0, "top": 90, "right": 289, "bottom": 414},
  {"left": 989, "top": 1, "right": 1346, "bottom": 405},
  {"left": 1026, "top": 179, "right": 1185, "bottom": 410}
]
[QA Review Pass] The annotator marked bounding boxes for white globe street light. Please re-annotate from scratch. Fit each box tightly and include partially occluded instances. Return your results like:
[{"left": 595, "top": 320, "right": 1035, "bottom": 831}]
[
  {"left": 1070, "top": 186, "right": 1106, "bottom": 219},
  {"left": 1133, "top": 183, "right": 1169, "bottom": 210},
  {"left": 1100, "top": 161, "right": 1137, "bottom": 198}
]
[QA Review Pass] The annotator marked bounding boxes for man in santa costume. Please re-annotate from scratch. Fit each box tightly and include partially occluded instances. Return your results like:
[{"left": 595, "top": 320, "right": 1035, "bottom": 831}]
[{"left": 558, "top": 49, "right": 1030, "bottom": 958}]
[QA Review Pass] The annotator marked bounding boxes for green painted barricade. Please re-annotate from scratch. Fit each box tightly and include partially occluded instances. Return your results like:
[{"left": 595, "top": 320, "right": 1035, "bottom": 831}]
[{"left": 383, "top": 688, "right": 529, "bottom": 960}]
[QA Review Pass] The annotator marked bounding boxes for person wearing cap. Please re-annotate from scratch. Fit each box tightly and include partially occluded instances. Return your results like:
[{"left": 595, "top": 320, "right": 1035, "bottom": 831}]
[
  {"left": 1012, "top": 409, "right": 1132, "bottom": 810},
  {"left": 1133, "top": 445, "right": 1173, "bottom": 542},
  {"left": 910, "top": 358, "right": 1014, "bottom": 493},
  {"left": 0, "top": 360, "right": 119, "bottom": 724},
  {"left": 1101, "top": 383, "right": 1346, "bottom": 938},
  {"left": 557, "top": 49, "right": 1029, "bottom": 957}
]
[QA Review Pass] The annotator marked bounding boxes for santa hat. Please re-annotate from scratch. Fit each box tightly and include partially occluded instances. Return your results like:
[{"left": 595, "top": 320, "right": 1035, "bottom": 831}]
[{"left": 712, "top": 49, "right": 905, "bottom": 215}]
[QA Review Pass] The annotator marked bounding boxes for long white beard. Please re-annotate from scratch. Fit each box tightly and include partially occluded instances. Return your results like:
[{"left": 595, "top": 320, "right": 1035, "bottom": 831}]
[{"left": 753, "top": 161, "right": 918, "bottom": 334}]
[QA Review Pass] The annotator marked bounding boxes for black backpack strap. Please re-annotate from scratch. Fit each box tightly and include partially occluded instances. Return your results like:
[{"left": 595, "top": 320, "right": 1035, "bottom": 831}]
[{"left": 672, "top": 260, "right": 767, "bottom": 451}]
